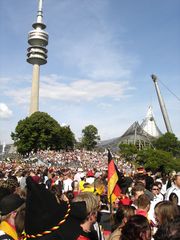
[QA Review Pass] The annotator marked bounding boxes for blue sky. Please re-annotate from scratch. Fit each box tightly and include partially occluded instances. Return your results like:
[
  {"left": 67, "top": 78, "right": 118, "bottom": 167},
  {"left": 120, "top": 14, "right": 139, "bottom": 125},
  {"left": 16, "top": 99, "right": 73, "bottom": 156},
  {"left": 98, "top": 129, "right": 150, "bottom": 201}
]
[{"left": 0, "top": 0, "right": 180, "bottom": 143}]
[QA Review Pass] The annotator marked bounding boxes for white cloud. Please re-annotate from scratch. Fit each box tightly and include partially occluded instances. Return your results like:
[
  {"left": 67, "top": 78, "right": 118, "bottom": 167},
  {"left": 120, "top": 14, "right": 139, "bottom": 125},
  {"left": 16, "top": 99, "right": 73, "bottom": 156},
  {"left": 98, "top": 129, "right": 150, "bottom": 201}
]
[
  {"left": 0, "top": 103, "right": 13, "bottom": 119},
  {"left": 3, "top": 75, "right": 134, "bottom": 104},
  {"left": 5, "top": 88, "right": 30, "bottom": 105},
  {"left": 41, "top": 77, "right": 135, "bottom": 101}
]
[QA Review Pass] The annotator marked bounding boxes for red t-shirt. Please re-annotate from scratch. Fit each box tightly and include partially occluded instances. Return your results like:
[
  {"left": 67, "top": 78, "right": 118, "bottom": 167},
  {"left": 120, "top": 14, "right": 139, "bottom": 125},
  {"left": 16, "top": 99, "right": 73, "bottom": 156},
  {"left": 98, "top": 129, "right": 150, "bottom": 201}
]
[{"left": 76, "top": 235, "right": 90, "bottom": 240}]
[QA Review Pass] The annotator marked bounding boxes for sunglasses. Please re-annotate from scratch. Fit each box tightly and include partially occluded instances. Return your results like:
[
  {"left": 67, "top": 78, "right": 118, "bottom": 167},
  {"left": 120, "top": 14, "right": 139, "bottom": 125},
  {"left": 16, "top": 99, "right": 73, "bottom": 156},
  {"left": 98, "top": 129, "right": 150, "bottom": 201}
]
[{"left": 152, "top": 188, "right": 159, "bottom": 190}]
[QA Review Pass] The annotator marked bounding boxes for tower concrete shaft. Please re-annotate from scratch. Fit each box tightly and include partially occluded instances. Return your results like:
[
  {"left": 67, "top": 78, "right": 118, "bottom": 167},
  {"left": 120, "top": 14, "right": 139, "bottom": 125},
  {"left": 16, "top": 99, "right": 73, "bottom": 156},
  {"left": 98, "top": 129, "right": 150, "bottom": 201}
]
[
  {"left": 151, "top": 74, "right": 173, "bottom": 133},
  {"left": 27, "top": 0, "right": 48, "bottom": 115},
  {"left": 29, "top": 64, "right": 40, "bottom": 114}
]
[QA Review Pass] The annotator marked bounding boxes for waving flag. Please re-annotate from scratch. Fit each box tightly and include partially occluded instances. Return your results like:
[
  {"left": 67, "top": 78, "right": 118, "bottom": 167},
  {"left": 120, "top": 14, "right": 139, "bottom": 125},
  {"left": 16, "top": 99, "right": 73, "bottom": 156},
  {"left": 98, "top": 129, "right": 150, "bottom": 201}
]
[{"left": 108, "top": 150, "right": 121, "bottom": 203}]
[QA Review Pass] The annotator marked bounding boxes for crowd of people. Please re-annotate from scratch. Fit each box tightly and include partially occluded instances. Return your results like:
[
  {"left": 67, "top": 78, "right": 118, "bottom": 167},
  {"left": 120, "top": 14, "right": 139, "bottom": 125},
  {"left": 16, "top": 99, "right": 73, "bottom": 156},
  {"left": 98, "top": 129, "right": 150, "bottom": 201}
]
[{"left": 0, "top": 149, "right": 179, "bottom": 240}]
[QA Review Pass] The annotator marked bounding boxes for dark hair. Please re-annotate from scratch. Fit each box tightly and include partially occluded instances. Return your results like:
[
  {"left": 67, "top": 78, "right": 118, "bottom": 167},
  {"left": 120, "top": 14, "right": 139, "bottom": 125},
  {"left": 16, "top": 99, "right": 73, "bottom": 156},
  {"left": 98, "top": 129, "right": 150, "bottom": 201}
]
[
  {"left": 151, "top": 182, "right": 160, "bottom": 191},
  {"left": 100, "top": 204, "right": 109, "bottom": 211},
  {"left": 0, "top": 187, "right": 11, "bottom": 201},
  {"left": 121, "top": 215, "right": 151, "bottom": 240},
  {"left": 112, "top": 205, "right": 135, "bottom": 231},
  {"left": 65, "top": 190, "right": 74, "bottom": 202},
  {"left": 154, "top": 217, "right": 180, "bottom": 240},
  {"left": 135, "top": 174, "right": 146, "bottom": 182},
  {"left": 71, "top": 180, "right": 79, "bottom": 190},
  {"left": 100, "top": 194, "right": 108, "bottom": 205},
  {"left": 50, "top": 185, "right": 62, "bottom": 203},
  {"left": 169, "top": 193, "right": 178, "bottom": 205}
]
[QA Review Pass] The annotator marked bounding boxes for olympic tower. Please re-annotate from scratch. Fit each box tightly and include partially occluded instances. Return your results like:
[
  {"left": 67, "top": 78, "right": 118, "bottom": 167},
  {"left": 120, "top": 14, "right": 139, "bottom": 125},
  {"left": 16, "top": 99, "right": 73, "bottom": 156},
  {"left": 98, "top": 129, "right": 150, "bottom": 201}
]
[{"left": 27, "top": 0, "right": 48, "bottom": 115}]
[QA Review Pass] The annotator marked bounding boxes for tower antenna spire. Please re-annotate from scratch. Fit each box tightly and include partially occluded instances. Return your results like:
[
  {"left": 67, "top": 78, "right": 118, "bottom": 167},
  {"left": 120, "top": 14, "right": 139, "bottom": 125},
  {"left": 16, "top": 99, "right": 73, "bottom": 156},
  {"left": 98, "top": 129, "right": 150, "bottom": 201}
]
[
  {"left": 151, "top": 74, "right": 173, "bottom": 133},
  {"left": 37, "top": 0, "right": 43, "bottom": 23},
  {"left": 27, "top": 0, "right": 49, "bottom": 115}
]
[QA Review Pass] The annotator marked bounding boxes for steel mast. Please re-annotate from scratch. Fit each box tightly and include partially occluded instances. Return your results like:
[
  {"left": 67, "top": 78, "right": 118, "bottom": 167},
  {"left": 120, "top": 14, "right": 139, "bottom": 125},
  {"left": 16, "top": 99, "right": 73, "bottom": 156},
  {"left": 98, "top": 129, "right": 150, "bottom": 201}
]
[
  {"left": 27, "top": 0, "right": 48, "bottom": 115},
  {"left": 151, "top": 74, "right": 173, "bottom": 133}
]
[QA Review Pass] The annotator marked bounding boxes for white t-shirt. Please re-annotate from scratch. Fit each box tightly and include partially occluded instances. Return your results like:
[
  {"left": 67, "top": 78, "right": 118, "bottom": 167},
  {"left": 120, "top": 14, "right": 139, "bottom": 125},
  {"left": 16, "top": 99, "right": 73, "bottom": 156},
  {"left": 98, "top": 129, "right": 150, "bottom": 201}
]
[{"left": 63, "top": 178, "right": 73, "bottom": 192}]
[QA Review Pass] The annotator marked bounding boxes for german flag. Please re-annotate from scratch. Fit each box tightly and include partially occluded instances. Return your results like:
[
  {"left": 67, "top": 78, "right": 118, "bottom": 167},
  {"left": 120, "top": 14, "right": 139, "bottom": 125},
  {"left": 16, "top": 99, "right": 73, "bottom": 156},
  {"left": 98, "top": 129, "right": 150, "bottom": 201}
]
[{"left": 108, "top": 150, "right": 121, "bottom": 203}]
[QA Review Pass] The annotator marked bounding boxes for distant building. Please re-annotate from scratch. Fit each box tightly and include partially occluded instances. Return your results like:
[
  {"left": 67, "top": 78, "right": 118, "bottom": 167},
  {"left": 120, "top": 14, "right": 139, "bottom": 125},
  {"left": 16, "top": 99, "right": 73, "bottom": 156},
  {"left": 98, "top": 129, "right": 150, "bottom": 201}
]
[
  {"left": 119, "top": 106, "right": 162, "bottom": 149},
  {"left": 0, "top": 144, "right": 17, "bottom": 160},
  {"left": 141, "top": 106, "right": 162, "bottom": 138},
  {"left": 98, "top": 106, "right": 162, "bottom": 151},
  {"left": 119, "top": 121, "right": 154, "bottom": 148}
]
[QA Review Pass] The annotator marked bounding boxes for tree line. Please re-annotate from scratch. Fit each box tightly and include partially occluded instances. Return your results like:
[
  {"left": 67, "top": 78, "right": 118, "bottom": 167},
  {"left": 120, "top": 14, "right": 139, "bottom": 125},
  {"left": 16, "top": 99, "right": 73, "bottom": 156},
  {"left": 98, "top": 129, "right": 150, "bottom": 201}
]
[
  {"left": 11, "top": 111, "right": 180, "bottom": 172},
  {"left": 11, "top": 112, "right": 100, "bottom": 154},
  {"left": 119, "top": 132, "right": 180, "bottom": 173}
]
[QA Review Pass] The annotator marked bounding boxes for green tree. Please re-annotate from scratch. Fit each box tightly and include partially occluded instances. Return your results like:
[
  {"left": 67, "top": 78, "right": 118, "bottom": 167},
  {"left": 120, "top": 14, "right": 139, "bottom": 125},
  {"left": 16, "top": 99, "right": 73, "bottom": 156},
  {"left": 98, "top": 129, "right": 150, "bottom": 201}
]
[
  {"left": 119, "top": 143, "right": 138, "bottom": 161},
  {"left": 11, "top": 112, "right": 75, "bottom": 154},
  {"left": 59, "top": 125, "right": 76, "bottom": 150},
  {"left": 136, "top": 148, "right": 180, "bottom": 173},
  {"left": 81, "top": 125, "right": 100, "bottom": 150},
  {"left": 153, "top": 132, "right": 180, "bottom": 157}
]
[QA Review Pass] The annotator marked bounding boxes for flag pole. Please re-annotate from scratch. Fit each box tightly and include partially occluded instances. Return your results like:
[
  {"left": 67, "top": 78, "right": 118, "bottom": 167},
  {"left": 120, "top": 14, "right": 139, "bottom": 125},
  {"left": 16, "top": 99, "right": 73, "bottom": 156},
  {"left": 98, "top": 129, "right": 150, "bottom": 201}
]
[
  {"left": 110, "top": 193, "right": 113, "bottom": 215},
  {"left": 108, "top": 148, "right": 113, "bottom": 215}
]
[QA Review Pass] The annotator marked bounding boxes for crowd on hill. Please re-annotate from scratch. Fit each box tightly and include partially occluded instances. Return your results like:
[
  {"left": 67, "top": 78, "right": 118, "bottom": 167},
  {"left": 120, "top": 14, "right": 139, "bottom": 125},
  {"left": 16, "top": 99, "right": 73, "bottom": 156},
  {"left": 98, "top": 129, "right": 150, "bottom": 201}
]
[{"left": 0, "top": 149, "right": 179, "bottom": 240}]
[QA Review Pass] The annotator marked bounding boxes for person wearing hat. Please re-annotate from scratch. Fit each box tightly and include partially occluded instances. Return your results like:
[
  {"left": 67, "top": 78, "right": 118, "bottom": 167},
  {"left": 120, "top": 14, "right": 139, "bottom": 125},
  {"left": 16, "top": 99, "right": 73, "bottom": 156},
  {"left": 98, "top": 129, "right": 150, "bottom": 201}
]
[
  {"left": 0, "top": 193, "right": 25, "bottom": 240},
  {"left": 23, "top": 176, "right": 87, "bottom": 240},
  {"left": 165, "top": 172, "right": 180, "bottom": 206},
  {"left": 86, "top": 171, "right": 95, "bottom": 185}
]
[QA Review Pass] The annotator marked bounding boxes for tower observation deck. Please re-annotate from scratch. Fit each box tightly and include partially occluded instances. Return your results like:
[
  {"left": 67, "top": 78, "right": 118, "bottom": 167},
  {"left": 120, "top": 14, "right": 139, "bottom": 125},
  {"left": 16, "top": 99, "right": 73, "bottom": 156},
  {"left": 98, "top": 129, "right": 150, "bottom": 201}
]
[{"left": 27, "top": 0, "right": 48, "bottom": 115}]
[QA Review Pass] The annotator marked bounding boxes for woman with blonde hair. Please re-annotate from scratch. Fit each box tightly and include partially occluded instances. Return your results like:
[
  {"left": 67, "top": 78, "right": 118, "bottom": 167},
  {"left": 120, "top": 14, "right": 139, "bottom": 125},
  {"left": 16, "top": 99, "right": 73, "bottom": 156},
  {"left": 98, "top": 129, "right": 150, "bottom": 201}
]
[
  {"left": 73, "top": 192, "right": 101, "bottom": 240},
  {"left": 154, "top": 201, "right": 179, "bottom": 226}
]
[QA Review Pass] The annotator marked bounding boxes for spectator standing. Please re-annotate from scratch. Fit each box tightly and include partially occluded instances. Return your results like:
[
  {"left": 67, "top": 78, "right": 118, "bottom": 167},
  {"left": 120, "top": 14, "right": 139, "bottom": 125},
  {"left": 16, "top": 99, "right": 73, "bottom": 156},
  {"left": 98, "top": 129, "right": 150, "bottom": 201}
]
[
  {"left": 73, "top": 192, "right": 102, "bottom": 240},
  {"left": 165, "top": 172, "right": 180, "bottom": 205},
  {"left": 148, "top": 183, "right": 163, "bottom": 226},
  {"left": 135, "top": 194, "right": 150, "bottom": 218},
  {"left": 63, "top": 173, "right": 73, "bottom": 193}
]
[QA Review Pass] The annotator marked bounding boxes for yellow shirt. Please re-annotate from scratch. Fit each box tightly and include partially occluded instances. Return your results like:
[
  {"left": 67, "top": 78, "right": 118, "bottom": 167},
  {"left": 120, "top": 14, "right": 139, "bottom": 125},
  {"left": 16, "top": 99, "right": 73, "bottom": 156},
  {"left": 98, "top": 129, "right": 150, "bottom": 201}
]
[
  {"left": 79, "top": 180, "right": 86, "bottom": 191},
  {"left": 0, "top": 221, "right": 18, "bottom": 240}
]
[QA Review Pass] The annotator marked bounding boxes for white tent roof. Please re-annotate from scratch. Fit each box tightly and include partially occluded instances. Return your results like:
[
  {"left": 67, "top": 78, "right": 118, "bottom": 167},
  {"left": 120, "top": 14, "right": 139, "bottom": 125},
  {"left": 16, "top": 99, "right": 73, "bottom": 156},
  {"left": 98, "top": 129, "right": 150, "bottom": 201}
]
[{"left": 141, "top": 106, "right": 162, "bottom": 138}]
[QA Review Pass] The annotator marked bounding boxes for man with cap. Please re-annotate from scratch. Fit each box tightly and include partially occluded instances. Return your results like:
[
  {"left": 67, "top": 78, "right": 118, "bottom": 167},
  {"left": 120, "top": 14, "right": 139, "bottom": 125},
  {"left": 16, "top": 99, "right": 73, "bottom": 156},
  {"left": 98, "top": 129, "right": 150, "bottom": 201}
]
[{"left": 0, "top": 193, "right": 25, "bottom": 240}]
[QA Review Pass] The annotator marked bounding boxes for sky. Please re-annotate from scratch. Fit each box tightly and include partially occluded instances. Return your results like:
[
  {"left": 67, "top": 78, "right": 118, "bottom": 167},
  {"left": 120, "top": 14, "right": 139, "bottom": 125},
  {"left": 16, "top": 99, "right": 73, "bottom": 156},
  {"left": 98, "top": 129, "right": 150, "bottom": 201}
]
[{"left": 0, "top": 0, "right": 180, "bottom": 144}]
